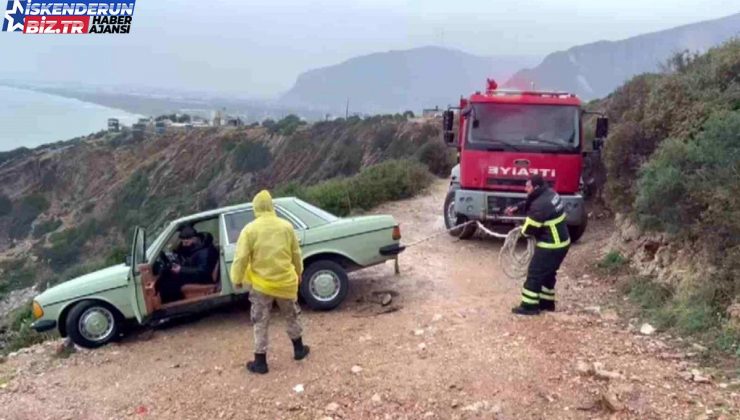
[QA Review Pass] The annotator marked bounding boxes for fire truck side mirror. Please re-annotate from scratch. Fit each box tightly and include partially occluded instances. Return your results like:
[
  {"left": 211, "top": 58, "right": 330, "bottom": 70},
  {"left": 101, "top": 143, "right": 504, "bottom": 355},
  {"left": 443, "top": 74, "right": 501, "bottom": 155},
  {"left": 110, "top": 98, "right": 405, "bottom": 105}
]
[
  {"left": 442, "top": 110, "right": 454, "bottom": 131},
  {"left": 443, "top": 131, "right": 456, "bottom": 145},
  {"left": 442, "top": 110, "right": 456, "bottom": 146},
  {"left": 595, "top": 117, "right": 609, "bottom": 139}
]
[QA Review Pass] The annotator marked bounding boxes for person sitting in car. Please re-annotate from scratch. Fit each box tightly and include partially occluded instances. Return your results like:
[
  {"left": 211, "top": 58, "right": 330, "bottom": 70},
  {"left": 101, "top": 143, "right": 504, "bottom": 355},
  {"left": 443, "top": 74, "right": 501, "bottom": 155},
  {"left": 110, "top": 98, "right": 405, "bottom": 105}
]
[{"left": 158, "top": 226, "right": 218, "bottom": 302}]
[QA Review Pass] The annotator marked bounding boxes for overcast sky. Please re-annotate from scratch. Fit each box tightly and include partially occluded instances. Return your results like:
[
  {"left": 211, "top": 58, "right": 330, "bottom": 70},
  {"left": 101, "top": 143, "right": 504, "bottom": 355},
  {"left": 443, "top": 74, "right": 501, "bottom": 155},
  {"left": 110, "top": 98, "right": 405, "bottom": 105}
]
[{"left": 1, "top": 0, "right": 738, "bottom": 97}]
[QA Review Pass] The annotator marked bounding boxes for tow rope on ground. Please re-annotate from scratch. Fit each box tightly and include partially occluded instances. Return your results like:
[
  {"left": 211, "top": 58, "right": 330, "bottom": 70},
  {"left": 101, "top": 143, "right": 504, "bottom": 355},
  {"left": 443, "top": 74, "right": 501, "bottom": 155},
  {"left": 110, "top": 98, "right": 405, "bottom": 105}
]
[{"left": 402, "top": 220, "right": 534, "bottom": 280}]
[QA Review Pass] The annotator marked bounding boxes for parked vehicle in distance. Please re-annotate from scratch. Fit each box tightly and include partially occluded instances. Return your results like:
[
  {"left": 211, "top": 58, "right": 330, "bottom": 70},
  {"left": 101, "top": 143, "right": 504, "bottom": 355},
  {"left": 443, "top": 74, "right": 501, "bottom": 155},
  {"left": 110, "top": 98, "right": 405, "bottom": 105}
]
[{"left": 30, "top": 198, "right": 404, "bottom": 348}]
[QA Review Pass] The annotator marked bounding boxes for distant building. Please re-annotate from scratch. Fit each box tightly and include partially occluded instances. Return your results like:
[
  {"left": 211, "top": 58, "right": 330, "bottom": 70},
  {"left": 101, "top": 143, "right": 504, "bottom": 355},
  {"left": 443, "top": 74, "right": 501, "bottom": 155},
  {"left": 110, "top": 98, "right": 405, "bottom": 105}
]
[
  {"left": 107, "top": 118, "right": 120, "bottom": 132},
  {"left": 422, "top": 106, "right": 444, "bottom": 118},
  {"left": 212, "top": 109, "right": 224, "bottom": 127},
  {"left": 225, "top": 117, "right": 244, "bottom": 127},
  {"left": 132, "top": 123, "right": 147, "bottom": 140},
  {"left": 155, "top": 120, "right": 170, "bottom": 134}
]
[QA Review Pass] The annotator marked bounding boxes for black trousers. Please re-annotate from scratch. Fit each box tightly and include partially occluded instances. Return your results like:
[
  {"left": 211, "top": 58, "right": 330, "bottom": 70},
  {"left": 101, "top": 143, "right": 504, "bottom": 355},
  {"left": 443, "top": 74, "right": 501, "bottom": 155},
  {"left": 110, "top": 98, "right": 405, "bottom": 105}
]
[{"left": 521, "top": 246, "right": 569, "bottom": 307}]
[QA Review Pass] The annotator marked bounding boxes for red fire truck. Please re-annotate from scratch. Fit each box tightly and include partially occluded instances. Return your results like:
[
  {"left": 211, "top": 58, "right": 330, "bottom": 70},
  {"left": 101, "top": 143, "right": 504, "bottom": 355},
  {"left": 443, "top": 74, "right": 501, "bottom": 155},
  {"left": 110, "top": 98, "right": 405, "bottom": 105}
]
[{"left": 442, "top": 79, "right": 608, "bottom": 242}]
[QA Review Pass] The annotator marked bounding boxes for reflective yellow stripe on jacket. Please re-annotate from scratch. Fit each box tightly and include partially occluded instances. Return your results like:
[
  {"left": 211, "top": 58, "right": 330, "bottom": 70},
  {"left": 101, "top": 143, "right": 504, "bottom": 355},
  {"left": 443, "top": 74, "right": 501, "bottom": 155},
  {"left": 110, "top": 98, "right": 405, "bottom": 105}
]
[{"left": 521, "top": 213, "right": 570, "bottom": 249}]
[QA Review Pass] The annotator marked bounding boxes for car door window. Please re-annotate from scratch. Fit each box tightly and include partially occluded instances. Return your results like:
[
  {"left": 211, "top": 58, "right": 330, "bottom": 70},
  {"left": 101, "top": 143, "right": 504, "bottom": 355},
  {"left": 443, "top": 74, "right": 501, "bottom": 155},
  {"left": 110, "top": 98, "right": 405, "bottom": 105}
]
[
  {"left": 224, "top": 208, "right": 303, "bottom": 245},
  {"left": 276, "top": 208, "right": 302, "bottom": 230},
  {"left": 225, "top": 210, "right": 254, "bottom": 243}
]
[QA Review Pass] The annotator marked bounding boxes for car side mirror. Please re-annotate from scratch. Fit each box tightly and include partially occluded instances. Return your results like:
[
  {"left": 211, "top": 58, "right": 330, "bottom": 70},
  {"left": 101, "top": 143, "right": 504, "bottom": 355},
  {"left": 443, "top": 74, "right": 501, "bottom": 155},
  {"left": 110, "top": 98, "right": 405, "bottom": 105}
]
[
  {"left": 595, "top": 117, "right": 609, "bottom": 139},
  {"left": 125, "top": 256, "right": 132, "bottom": 267}
]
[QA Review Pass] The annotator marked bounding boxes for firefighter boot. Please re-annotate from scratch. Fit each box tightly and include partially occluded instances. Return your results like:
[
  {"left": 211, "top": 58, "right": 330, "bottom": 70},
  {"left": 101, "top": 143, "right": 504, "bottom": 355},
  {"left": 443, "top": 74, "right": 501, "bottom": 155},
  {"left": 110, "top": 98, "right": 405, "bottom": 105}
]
[
  {"left": 539, "top": 286, "right": 556, "bottom": 311},
  {"left": 539, "top": 300, "right": 555, "bottom": 312},
  {"left": 511, "top": 304, "right": 541, "bottom": 316},
  {"left": 247, "top": 353, "right": 269, "bottom": 374},
  {"left": 292, "top": 337, "right": 311, "bottom": 360}
]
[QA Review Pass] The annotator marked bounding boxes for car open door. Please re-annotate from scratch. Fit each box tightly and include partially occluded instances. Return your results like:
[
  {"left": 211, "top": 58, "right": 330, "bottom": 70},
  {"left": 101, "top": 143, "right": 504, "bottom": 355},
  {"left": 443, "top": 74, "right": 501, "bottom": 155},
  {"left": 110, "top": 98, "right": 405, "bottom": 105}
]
[{"left": 129, "top": 226, "right": 147, "bottom": 322}]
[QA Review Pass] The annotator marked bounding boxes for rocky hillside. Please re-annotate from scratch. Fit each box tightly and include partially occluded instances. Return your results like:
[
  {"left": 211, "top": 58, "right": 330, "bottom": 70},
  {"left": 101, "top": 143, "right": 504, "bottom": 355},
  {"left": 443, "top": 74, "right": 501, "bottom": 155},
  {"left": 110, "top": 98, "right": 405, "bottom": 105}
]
[
  {"left": 280, "top": 46, "right": 538, "bottom": 114},
  {"left": 506, "top": 12, "right": 740, "bottom": 100},
  {"left": 594, "top": 39, "right": 740, "bottom": 352},
  {"left": 0, "top": 115, "right": 448, "bottom": 314}
]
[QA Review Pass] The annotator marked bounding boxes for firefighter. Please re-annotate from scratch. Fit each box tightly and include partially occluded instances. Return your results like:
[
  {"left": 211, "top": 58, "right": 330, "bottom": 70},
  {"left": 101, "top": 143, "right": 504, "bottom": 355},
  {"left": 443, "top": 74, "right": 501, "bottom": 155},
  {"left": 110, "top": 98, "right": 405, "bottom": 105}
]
[
  {"left": 505, "top": 174, "right": 571, "bottom": 315},
  {"left": 230, "top": 190, "right": 310, "bottom": 374}
]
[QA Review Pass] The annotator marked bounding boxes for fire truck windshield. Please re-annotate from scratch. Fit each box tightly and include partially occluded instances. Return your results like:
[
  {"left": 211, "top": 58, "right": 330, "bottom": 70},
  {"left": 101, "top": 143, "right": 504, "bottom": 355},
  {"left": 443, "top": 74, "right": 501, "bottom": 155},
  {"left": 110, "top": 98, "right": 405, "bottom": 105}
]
[{"left": 466, "top": 103, "right": 579, "bottom": 153}]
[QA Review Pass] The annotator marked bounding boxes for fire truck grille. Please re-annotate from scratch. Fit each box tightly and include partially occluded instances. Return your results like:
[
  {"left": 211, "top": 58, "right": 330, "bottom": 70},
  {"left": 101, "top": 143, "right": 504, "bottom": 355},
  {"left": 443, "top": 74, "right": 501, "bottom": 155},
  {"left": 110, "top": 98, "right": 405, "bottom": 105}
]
[
  {"left": 487, "top": 196, "right": 525, "bottom": 216},
  {"left": 486, "top": 178, "right": 527, "bottom": 187}
]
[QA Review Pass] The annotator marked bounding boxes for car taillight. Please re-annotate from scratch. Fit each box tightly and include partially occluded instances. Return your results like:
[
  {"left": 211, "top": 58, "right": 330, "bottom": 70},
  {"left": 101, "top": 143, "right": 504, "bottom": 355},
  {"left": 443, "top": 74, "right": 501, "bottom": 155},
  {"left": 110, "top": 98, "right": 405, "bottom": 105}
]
[{"left": 392, "top": 225, "right": 401, "bottom": 240}]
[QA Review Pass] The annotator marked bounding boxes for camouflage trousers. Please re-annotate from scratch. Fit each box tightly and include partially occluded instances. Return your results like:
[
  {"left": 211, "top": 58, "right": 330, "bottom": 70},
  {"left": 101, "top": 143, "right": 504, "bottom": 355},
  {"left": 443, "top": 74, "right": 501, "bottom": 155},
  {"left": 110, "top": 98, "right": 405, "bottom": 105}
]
[{"left": 249, "top": 290, "right": 303, "bottom": 354}]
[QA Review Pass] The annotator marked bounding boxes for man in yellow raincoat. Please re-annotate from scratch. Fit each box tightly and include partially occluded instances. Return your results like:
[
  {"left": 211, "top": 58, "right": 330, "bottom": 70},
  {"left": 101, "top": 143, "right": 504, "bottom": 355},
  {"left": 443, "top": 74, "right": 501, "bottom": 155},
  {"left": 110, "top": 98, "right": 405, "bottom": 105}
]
[{"left": 230, "top": 190, "right": 309, "bottom": 374}]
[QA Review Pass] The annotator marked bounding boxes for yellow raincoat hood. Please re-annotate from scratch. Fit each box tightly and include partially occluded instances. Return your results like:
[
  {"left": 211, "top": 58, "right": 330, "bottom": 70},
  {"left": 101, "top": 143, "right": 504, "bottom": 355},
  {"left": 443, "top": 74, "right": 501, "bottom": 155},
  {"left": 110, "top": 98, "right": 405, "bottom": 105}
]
[
  {"left": 253, "top": 190, "right": 276, "bottom": 218},
  {"left": 229, "top": 190, "right": 303, "bottom": 300}
]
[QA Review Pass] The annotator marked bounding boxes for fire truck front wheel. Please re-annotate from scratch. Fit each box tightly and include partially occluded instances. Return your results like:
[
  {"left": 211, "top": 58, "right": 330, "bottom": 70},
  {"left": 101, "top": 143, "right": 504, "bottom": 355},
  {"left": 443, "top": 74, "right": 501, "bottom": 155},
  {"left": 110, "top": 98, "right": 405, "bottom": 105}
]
[
  {"left": 567, "top": 213, "right": 588, "bottom": 243},
  {"left": 444, "top": 190, "right": 477, "bottom": 239}
]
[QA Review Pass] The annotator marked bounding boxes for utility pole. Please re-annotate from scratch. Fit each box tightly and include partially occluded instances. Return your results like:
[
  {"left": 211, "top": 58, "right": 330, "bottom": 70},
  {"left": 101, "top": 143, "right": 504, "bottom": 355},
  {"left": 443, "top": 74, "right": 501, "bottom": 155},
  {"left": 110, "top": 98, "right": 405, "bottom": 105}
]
[{"left": 345, "top": 98, "right": 350, "bottom": 119}]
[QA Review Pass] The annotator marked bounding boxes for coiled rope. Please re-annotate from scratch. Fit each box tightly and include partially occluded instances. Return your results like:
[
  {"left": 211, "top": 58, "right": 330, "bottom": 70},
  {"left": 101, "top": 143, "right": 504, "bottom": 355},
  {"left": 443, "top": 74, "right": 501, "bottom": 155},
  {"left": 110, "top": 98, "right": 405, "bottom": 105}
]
[
  {"left": 475, "top": 222, "right": 534, "bottom": 280},
  {"left": 403, "top": 220, "right": 534, "bottom": 280}
]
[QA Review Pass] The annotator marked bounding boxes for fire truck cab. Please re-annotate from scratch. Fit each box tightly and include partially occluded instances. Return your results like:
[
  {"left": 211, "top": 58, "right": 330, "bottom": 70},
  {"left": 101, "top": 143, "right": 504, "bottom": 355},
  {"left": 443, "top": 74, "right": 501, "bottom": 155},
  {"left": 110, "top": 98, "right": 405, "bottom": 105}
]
[{"left": 442, "top": 79, "right": 608, "bottom": 242}]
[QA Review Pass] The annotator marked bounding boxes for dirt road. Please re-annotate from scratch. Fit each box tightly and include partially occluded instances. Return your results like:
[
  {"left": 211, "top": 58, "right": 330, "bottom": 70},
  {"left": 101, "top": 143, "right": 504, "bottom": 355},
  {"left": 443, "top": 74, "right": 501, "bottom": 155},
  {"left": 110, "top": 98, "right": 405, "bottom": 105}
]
[{"left": 2, "top": 181, "right": 737, "bottom": 419}]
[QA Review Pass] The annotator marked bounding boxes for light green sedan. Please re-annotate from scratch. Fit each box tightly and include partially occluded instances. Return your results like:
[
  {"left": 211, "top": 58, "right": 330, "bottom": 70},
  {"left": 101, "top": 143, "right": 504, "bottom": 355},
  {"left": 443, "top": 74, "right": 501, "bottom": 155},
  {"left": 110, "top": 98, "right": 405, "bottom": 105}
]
[{"left": 30, "top": 198, "right": 404, "bottom": 348}]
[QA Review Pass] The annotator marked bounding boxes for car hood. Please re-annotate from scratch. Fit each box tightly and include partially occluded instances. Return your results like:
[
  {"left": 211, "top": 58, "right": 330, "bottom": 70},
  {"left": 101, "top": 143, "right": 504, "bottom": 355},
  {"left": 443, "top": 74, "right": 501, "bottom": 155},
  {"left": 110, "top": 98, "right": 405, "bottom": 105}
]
[
  {"left": 322, "top": 214, "right": 396, "bottom": 231},
  {"left": 36, "top": 264, "right": 130, "bottom": 305}
]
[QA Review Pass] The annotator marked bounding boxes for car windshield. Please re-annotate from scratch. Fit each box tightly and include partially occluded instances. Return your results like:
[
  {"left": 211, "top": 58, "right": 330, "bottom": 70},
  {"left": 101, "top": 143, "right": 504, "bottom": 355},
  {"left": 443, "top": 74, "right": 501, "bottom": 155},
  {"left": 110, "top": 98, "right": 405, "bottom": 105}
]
[
  {"left": 466, "top": 103, "right": 579, "bottom": 152},
  {"left": 294, "top": 199, "right": 339, "bottom": 223}
]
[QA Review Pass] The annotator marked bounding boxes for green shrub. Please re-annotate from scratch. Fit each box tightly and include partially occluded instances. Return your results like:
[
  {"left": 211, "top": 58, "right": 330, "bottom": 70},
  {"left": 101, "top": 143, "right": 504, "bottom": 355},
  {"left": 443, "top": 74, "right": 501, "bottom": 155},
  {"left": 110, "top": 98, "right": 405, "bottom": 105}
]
[
  {"left": 0, "top": 194, "right": 11, "bottom": 216},
  {"left": 372, "top": 125, "right": 397, "bottom": 150},
  {"left": 416, "top": 141, "right": 455, "bottom": 177},
  {"left": 32, "top": 218, "right": 62, "bottom": 238},
  {"left": 621, "top": 274, "right": 739, "bottom": 355},
  {"left": 3, "top": 303, "right": 49, "bottom": 354},
  {"left": 104, "top": 247, "right": 127, "bottom": 266},
  {"left": 620, "top": 276, "right": 673, "bottom": 318},
  {"left": 603, "top": 40, "right": 740, "bottom": 211},
  {"left": 286, "top": 160, "right": 433, "bottom": 216},
  {"left": 0, "top": 259, "right": 37, "bottom": 293},
  {"left": 231, "top": 141, "right": 272, "bottom": 173},
  {"left": 42, "top": 219, "right": 101, "bottom": 270},
  {"left": 8, "top": 193, "right": 50, "bottom": 239},
  {"left": 597, "top": 250, "right": 628, "bottom": 275},
  {"left": 273, "top": 115, "right": 306, "bottom": 136},
  {"left": 635, "top": 111, "right": 740, "bottom": 242}
]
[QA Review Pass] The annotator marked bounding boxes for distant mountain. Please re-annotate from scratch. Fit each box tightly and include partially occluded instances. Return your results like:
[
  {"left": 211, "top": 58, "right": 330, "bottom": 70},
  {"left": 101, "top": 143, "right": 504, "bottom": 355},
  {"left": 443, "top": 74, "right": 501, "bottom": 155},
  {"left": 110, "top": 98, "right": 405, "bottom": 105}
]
[
  {"left": 280, "top": 46, "right": 539, "bottom": 114},
  {"left": 505, "top": 12, "right": 740, "bottom": 100}
]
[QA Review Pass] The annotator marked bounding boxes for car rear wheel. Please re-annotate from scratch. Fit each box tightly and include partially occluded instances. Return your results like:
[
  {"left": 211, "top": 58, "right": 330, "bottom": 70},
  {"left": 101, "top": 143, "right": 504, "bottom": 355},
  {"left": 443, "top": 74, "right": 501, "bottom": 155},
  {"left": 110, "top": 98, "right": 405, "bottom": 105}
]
[
  {"left": 300, "top": 260, "right": 349, "bottom": 311},
  {"left": 66, "top": 300, "right": 121, "bottom": 349}
]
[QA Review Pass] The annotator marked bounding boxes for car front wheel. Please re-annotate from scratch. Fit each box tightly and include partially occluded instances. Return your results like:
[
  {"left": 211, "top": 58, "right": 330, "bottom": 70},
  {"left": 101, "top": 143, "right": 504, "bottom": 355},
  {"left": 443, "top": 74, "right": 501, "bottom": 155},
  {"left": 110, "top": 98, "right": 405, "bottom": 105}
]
[
  {"left": 66, "top": 300, "right": 121, "bottom": 349},
  {"left": 300, "top": 260, "right": 349, "bottom": 311}
]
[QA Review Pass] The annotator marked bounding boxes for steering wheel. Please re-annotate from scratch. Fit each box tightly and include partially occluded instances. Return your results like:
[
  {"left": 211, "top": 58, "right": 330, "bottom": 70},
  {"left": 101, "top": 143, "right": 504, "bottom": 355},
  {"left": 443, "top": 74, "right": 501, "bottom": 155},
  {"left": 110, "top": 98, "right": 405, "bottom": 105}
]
[{"left": 152, "top": 250, "right": 174, "bottom": 276}]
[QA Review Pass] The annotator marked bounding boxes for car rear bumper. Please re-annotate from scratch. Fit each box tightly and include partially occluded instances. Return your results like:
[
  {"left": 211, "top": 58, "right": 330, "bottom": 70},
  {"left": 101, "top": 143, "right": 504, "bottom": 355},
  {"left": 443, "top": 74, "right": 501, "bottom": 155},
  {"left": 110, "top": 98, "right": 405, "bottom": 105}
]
[
  {"left": 379, "top": 244, "right": 406, "bottom": 256},
  {"left": 31, "top": 319, "right": 57, "bottom": 333}
]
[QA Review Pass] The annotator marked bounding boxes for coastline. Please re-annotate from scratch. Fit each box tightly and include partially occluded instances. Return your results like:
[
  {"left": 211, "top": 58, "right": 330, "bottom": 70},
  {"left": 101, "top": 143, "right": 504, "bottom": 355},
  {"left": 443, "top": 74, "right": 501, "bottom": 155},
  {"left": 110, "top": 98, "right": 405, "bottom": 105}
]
[{"left": 0, "top": 85, "right": 144, "bottom": 152}]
